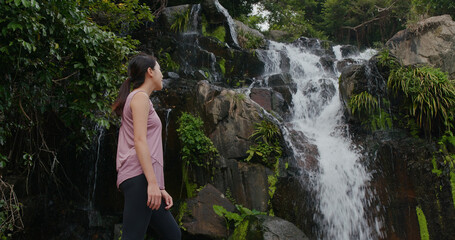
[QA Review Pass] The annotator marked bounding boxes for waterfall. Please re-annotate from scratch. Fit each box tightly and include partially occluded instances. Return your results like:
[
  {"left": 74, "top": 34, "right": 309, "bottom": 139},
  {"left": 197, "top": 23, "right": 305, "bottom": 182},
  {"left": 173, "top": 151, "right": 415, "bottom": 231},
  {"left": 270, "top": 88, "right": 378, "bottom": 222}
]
[
  {"left": 259, "top": 40, "right": 384, "bottom": 239},
  {"left": 187, "top": 4, "right": 201, "bottom": 33}
]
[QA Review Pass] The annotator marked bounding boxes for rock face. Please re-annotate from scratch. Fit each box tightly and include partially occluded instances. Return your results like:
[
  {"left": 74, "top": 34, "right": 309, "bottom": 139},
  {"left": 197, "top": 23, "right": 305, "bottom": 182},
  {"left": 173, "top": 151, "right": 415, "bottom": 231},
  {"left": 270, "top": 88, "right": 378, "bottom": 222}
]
[
  {"left": 213, "top": 158, "right": 271, "bottom": 212},
  {"left": 230, "top": 215, "right": 309, "bottom": 240},
  {"left": 360, "top": 130, "right": 455, "bottom": 240},
  {"left": 201, "top": 0, "right": 240, "bottom": 48},
  {"left": 387, "top": 14, "right": 455, "bottom": 79},
  {"left": 197, "top": 81, "right": 263, "bottom": 159}
]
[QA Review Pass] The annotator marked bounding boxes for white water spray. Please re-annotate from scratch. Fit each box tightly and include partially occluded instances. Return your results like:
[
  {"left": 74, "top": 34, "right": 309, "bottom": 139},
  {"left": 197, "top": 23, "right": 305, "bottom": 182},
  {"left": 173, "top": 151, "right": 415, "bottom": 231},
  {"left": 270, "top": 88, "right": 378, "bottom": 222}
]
[{"left": 259, "top": 41, "right": 383, "bottom": 239}]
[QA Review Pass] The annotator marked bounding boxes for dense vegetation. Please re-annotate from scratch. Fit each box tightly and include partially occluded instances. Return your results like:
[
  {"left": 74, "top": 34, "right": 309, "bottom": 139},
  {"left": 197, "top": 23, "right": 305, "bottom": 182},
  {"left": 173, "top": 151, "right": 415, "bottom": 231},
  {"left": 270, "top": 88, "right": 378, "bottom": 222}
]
[
  {"left": 220, "top": 0, "right": 454, "bottom": 46},
  {"left": 0, "top": 0, "right": 154, "bottom": 237},
  {"left": 1, "top": 0, "right": 455, "bottom": 238}
]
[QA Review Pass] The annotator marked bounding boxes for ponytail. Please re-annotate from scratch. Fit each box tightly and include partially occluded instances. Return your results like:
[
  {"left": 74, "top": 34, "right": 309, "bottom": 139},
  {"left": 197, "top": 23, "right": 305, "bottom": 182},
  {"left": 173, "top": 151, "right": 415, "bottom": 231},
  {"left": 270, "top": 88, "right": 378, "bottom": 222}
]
[{"left": 112, "top": 77, "right": 131, "bottom": 116}]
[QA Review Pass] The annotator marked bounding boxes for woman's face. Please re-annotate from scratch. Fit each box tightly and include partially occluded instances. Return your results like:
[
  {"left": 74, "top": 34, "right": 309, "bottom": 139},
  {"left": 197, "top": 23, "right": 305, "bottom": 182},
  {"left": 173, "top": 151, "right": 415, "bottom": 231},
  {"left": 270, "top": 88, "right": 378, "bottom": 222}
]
[{"left": 150, "top": 62, "right": 163, "bottom": 91}]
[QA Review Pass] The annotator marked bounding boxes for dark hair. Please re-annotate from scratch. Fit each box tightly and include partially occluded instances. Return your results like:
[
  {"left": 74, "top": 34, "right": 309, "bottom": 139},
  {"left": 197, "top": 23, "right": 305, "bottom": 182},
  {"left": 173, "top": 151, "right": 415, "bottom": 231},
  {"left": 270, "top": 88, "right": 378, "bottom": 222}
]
[{"left": 112, "top": 53, "right": 157, "bottom": 116}]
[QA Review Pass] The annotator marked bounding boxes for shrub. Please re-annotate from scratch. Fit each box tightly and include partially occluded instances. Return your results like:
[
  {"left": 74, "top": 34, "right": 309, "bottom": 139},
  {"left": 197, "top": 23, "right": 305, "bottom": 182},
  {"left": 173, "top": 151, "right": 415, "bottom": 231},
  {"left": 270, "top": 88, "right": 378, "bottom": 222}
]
[{"left": 388, "top": 66, "right": 455, "bottom": 136}]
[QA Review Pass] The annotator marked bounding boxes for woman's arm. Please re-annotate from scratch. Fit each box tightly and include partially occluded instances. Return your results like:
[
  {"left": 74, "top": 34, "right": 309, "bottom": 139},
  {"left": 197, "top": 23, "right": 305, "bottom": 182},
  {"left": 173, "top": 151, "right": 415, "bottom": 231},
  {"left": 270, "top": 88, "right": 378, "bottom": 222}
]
[{"left": 131, "top": 92, "right": 161, "bottom": 210}]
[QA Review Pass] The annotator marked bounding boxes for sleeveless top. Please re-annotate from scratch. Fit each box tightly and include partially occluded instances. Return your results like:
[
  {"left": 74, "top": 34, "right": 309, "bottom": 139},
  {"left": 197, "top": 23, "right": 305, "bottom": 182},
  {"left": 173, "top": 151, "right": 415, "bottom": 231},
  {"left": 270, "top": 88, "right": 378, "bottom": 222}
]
[{"left": 116, "top": 89, "right": 165, "bottom": 189}]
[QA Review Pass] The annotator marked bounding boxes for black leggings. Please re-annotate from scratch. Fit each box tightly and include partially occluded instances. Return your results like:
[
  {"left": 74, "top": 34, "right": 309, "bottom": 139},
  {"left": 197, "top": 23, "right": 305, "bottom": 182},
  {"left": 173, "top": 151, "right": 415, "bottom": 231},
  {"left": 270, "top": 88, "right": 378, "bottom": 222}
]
[{"left": 120, "top": 174, "right": 181, "bottom": 240}]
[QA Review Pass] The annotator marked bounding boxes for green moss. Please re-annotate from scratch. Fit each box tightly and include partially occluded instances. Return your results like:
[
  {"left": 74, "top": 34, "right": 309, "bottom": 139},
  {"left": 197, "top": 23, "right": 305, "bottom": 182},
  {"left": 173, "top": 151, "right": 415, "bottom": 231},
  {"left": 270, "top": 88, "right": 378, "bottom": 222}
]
[
  {"left": 209, "top": 26, "right": 226, "bottom": 42},
  {"left": 230, "top": 219, "right": 249, "bottom": 240},
  {"left": 177, "top": 202, "right": 188, "bottom": 231},
  {"left": 416, "top": 206, "right": 430, "bottom": 240},
  {"left": 201, "top": 14, "right": 226, "bottom": 43},
  {"left": 431, "top": 157, "right": 442, "bottom": 176},
  {"left": 218, "top": 58, "right": 226, "bottom": 75}
]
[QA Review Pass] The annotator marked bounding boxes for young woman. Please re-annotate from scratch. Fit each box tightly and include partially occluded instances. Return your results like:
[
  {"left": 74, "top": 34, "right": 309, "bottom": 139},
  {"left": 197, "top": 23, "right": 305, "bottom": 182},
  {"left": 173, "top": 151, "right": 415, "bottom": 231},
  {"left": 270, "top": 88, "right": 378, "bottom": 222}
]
[{"left": 112, "top": 53, "right": 181, "bottom": 240}]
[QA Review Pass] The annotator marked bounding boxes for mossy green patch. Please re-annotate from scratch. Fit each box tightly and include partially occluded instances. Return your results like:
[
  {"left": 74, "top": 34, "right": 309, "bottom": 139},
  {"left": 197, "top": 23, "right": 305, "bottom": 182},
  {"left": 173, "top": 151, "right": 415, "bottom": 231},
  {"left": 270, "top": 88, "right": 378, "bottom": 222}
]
[
  {"left": 416, "top": 206, "right": 430, "bottom": 240},
  {"left": 230, "top": 219, "right": 249, "bottom": 240},
  {"left": 177, "top": 202, "right": 188, "bottom": 231},
  {"left": 218, "top": 58, "right": 226, "bottom": 75},
  {"left": 432, "top": 157, "right": 442, "bottom": 176},
  {"left": 450, "top": 162, "right": 455, "bottom": 208}
]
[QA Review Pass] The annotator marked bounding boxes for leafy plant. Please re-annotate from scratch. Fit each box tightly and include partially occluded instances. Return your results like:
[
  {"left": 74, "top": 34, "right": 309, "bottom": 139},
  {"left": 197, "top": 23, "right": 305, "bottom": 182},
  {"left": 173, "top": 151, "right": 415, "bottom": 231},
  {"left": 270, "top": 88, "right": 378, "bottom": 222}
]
[
  {"left": 170, "top": 8, "right": 190, "bottom": 33},
  {"left": 388, "top": 66, "right": 455, "bottom": 136},
  {"left": 349, "top": 91, "right": 393, "bottom": 131},
  {"left": 0, "top": 0, "right": 136, "bottom": 201},
  {"left": 177, "top": 112, "right": 218, "bottom": 167},
  {"left": 212, "top": 204, "right": 266, "bottom": 230},
  {"left": 81, "top": 0, "right": 154, "bottom": 35},
  {"left": 158, "top": 52, "right": 180, "bottom": 72},
  {"left": 176, "top": 112, "right": 218, "bottom": 197},
  {"left": 245, "top": 120, "right": 282, "bottom": 167}
]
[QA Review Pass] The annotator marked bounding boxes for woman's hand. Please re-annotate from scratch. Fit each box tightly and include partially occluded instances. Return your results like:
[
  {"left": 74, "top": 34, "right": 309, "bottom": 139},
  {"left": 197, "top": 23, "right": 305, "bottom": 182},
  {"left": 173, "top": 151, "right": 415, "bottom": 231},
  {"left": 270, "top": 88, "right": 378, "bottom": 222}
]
[
  {"left": 160, "top": 190, "right": 173, "bottom": 210},
  {"left": 147, "top": 183, "right": 162, "bottom": 210}
]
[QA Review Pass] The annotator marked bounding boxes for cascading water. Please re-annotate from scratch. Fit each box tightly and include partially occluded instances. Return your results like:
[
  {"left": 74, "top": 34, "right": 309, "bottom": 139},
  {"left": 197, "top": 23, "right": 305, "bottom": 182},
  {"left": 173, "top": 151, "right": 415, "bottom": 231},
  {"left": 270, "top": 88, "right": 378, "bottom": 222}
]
[{"left": 258, "top": 40, "right": 384, "bottom": 239}]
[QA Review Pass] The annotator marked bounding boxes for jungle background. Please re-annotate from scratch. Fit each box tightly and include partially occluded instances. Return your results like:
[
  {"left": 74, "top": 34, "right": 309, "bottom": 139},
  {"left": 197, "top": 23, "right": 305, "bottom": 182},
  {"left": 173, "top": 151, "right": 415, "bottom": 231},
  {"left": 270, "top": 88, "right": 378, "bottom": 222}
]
[{"left": 1, "top": 0, "right": 455, "bottom": 239}]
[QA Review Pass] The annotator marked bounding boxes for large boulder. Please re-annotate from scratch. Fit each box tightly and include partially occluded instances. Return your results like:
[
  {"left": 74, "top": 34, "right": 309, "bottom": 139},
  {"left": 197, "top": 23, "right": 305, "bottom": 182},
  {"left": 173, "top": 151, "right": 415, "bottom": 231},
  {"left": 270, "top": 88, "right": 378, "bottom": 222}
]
[
  {"left": 160, "top": 4, "right": 192, "bottom": 31},
  {"left": 213, "top": 158, "right": 271, "bottom": 212},
  {"left": 181, "top": 184, "right": 236, "bottom": 239},
  {"left": 387, "top": 15, "right": 455, "bottom": 79},
  {"left": 230, "top": 215, "right": 309, "bottom": 240},
  {"left": 197, "top": 81, "right": 264, "bottom": 159}
]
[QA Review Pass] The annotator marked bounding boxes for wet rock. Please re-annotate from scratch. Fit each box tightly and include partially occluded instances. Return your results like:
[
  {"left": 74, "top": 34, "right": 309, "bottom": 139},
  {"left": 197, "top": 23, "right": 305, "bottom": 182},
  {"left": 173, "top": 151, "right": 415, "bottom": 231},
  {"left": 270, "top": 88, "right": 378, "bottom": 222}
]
[
  {"left": 336, "top": 58, "right": 356, "bottom": 73},
  {"left": 182, "top": 184, "right": 236, "bottom": 238},
  {"left": 267, "top": 73, "right": 293, "bottom": 86},
  {"left": 201, "top": 0, "right": 240, "bottom": 48},
  {"left": 358, "top": 129, "right": 455, "bottom": 240},
  {"left": 340, "top": 45, "right": 359, "bottom": 58},
  {"left": 293, "top": 37, "right": 335, "bottom": 58},
  {"left": 250, "top": 88, "right": 272, "bottom": 111},
  {"left": 230, "top": 215, "right": 309, "bottom": 240},
  {"left": 319, "top": 56, "right": 335, "bottom": 74},
  {"left": 387, "top": 15, "right": 455, "bottom": 79},
  {"left": 338, "top": 64, "right": 367, "bottom": 110}
]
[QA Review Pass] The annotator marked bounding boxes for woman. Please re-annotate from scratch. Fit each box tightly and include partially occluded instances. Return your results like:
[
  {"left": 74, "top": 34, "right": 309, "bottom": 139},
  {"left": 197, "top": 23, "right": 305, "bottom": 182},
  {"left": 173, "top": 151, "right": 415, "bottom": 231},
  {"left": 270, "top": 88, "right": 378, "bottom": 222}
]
[{"left": 112, "top": 53, "right": 181, "bottom": 240}]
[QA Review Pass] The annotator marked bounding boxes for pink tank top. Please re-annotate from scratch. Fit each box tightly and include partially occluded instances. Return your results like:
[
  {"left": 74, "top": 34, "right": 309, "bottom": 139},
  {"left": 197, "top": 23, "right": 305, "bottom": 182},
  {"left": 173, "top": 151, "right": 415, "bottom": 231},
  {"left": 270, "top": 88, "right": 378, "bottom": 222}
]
[{"left": 116, "top": 89, "right": 164, "bottom": 189}]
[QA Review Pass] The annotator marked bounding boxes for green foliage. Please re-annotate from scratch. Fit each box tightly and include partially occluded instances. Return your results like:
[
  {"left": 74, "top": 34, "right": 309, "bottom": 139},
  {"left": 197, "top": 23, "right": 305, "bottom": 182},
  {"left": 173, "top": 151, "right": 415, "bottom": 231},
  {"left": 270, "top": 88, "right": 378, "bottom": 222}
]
[
  {"left": 0, "top": 0, "right": 136, "bottom": 178},
  {"left": 245, "top": 121, "right": 282, "bottom": 168},
  {"left": 177, "top": 112, "right": 218, "bottom": 197},
  {"left": 388, "top": 66, "right": 455, "bottom": 135},
  {"left": 158, "top": 51, "right": 180, "bottom": 72},
  {"left": 218, "top": 58, "right": 226, "bottom": 75},
  {"left": 416, "top": 206, "right": 430, "bottom": 240},
  {"left": 208, "top": 26, "right": 226, "bottom": 43},
  {"left": 81, "top": 0, "right": 154, "bottom": 34},
  {"left": 170, "top": 8, "right": 190, "bottom": 33},
  {"left": 349, "top": 91, "right": 393, "bottom": 131},
  {"left": 213, "top": 204, "right": 266, "bottom": 230},
  {"left": 377, "top": 49, "right": 400, "bottom": 69},
  {"left": 437, "top": 132, "right": 455, "bottom": 208},
  {"left": 410, "top": 0, "right": 455, "bottom": 21},
  {"left": 177, "top": 202, "right": 189, "bottom": 231},
  {"left": 176, "top": 112, "right": 218, "bottom": 167}
]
